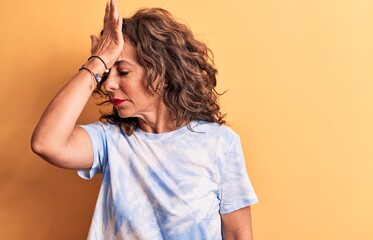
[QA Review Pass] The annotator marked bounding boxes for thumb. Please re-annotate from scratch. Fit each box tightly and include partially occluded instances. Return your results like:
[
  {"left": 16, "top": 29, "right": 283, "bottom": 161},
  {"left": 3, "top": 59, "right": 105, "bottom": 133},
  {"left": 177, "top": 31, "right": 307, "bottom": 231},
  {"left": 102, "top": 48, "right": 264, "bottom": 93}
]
[{"left": 90, "top": 35, "right": 99, "bottom": 55}]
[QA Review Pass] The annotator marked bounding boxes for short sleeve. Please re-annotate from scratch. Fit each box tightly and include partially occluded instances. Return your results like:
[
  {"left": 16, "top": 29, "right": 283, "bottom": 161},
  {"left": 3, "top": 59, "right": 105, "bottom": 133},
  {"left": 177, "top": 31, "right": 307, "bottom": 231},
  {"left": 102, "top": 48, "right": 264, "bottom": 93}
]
[
  {"left": 77, "top": 122, "right": 107, "bottom": 179},
  {"left": 219, "top": 134, "right": 258, "bottom": 214}
]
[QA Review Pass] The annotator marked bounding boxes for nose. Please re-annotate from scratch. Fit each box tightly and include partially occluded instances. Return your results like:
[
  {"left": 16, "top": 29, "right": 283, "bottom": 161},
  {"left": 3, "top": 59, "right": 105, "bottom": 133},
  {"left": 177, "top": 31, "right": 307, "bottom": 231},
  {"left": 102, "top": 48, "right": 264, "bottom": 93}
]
[{"left": 102, "top": 68, "right": 119, "bottom": 92}]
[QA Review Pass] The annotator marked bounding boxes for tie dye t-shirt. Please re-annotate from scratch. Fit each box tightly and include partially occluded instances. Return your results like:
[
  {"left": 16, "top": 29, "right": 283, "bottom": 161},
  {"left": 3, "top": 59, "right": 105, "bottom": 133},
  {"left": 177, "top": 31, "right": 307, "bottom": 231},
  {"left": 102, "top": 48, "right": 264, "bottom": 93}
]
[{"left": 78, "top": 120, "right": 258, "bottom": 240}]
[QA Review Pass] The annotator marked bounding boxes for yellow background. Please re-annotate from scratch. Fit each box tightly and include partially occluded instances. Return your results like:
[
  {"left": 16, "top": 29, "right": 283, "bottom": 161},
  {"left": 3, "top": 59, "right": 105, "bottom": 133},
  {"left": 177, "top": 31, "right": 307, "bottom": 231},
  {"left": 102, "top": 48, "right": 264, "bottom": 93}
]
[{"left": 1, "top": 0, "right": 372, "bottom": 239}]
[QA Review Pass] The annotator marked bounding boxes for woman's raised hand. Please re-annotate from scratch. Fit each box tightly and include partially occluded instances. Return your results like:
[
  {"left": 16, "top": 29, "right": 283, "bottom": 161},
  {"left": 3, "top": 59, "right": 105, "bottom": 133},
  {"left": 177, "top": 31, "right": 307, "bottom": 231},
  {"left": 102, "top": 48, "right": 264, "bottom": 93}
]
[{"left": 90, "top": 0, "right": 124, "bottom": 69}]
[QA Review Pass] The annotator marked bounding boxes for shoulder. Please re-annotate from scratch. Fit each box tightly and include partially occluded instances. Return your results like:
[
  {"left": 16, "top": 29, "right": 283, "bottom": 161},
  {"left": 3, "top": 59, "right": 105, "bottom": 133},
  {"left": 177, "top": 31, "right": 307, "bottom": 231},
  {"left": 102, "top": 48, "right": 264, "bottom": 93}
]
[
  {"left": 192, "top": 120, "right": 239, "bottom": 148},
  {"left": 193, "top": 120, "right": 238, "bottom": 139},
  {"left": 80, "top": 121, "right": 123, "bottom": 137}
]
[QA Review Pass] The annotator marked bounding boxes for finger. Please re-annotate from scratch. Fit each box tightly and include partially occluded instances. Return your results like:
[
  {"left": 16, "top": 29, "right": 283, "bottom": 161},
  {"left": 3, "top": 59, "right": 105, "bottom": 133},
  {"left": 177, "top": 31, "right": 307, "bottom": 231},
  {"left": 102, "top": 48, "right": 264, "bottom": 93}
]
[
  {"left": 117, "top": 15, "right": 123, "bottom": 28},
  {"left": 115, "top": 15, "right": 123, "bottom": 35},
  {"left": 103, "top": 1, "right": 111, "bottom": 30},
  {"left": 110, "top": 0, "right": 119, "bottom": 23},
  {"left": 90, "top": 35, "right": 99, "bottom": 54}
]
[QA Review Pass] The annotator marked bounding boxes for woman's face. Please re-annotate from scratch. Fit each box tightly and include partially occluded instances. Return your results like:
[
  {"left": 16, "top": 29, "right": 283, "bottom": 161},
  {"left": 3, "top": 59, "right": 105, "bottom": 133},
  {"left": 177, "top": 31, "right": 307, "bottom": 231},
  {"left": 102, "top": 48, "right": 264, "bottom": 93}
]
[{"left": 103, "top": 40, "right": 163, "bottom": 119}]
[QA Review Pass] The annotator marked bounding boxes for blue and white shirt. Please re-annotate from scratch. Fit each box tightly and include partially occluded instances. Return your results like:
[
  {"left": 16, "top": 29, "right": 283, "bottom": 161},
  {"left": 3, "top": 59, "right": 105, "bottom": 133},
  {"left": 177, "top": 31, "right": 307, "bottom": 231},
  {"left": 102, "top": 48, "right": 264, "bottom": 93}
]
[{"left": 78, "top": 120, "right": 258, "bottom": 239}]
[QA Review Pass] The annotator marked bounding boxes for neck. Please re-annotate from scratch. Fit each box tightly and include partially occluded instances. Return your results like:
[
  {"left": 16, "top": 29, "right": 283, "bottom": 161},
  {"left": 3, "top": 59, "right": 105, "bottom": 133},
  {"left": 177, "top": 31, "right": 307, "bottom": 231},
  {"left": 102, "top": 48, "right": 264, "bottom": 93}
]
[{"left": 137, "top": 103, "right": 184, "bottom": 134}]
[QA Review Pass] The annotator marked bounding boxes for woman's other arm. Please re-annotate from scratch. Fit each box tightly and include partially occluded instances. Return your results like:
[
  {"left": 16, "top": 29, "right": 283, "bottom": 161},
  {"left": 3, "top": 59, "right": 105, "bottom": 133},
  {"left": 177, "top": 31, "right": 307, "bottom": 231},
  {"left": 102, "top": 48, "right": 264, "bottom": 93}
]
[{"left": 221, "top": 206, "right": 254, "bottom": 240}]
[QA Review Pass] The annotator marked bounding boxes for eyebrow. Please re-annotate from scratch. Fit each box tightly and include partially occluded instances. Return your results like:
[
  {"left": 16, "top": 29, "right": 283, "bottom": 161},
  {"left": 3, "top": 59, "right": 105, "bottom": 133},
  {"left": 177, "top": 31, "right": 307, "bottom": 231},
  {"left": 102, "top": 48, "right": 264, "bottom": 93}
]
[{"left": 115, "top": 59, "right": 136, "bottom": 67}]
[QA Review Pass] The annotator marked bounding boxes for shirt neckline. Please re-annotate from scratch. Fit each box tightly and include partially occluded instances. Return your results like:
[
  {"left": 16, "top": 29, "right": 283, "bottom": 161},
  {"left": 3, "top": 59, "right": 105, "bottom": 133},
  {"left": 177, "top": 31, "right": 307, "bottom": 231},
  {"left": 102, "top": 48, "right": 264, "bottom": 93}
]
[{"left": 133, "top": 120, "right": 199, "bottom": 141}]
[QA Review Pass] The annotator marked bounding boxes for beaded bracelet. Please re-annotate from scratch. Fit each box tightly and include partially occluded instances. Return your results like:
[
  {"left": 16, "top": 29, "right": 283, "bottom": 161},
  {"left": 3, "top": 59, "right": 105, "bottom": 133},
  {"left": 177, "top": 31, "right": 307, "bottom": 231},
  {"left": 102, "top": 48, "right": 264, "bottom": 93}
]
[{"left": 88, "top": 55, "right": 110, "bottom": 74}]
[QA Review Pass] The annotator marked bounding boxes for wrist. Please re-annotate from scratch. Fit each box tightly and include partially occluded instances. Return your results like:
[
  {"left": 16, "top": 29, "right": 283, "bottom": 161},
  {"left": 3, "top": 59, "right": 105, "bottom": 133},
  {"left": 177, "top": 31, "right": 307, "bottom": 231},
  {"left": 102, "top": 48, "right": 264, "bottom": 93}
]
[
  {"left": 88, "top": 55, "right": 110, "bottom": 72},
  {"left": 85, "top": 58, "right": 107, "bottom": 76}
]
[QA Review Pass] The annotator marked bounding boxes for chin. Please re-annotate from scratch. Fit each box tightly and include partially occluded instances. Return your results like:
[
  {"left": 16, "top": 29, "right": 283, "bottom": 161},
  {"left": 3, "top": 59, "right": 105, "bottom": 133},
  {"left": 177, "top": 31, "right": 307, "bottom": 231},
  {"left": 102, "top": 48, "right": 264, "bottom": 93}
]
[
  {"left": 117, "top": 110, "right": 135, "bottom": 119},
  {"left": 116, "top": 110, "right": 129, "bottom": 118},
  {"left": 118, "top": 113, "right": 131, "bottom": 119}
]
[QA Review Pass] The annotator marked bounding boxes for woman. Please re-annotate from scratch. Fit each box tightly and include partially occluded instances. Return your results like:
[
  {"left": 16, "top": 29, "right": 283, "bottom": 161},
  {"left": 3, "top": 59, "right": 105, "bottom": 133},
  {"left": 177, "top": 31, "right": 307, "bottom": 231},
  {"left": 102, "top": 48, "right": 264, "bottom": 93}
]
[{"left": 31, "top": 0, "right": 258, "bottom": 239}]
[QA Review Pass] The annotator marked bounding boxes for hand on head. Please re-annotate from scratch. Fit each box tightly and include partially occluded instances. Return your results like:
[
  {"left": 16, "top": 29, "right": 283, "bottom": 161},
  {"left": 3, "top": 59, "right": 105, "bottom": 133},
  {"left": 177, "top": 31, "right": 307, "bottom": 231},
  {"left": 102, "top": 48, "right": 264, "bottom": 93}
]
[{"left": 90, "top": 0, "right": 124, "bottom": 69}]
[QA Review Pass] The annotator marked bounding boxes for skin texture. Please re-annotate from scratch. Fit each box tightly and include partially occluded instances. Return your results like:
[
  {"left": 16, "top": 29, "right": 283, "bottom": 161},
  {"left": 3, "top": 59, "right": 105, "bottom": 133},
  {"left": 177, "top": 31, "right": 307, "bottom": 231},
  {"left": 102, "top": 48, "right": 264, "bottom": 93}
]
[{"left": 31, "top": 0, "right": 254, "bottom": 238}]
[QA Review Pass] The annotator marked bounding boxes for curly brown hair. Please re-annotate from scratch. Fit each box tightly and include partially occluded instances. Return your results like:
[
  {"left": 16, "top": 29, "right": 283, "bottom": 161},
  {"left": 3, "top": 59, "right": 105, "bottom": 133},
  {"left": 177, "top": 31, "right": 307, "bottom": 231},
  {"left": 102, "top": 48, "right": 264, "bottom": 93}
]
[{"left": 94, "top": 8, "right": 226, "bottom": 135}]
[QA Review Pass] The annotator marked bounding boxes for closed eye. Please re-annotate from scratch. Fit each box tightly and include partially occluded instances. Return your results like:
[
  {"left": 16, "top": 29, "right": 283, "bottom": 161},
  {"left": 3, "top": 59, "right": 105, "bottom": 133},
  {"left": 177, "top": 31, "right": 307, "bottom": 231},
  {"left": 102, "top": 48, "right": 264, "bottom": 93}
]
[{"left": 119, "top": 71, "right": 129, "bottom": 76}]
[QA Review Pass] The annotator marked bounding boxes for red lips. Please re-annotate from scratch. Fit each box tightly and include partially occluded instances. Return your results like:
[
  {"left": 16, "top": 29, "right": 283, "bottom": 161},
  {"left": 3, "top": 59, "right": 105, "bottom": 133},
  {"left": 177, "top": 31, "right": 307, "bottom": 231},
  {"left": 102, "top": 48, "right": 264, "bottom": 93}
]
[{"left": 111, "top": 98, "right": 126, "bottom": 106}]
